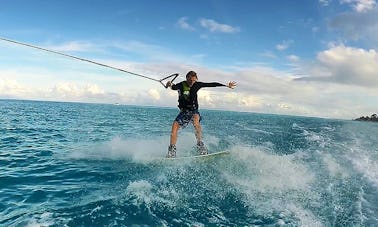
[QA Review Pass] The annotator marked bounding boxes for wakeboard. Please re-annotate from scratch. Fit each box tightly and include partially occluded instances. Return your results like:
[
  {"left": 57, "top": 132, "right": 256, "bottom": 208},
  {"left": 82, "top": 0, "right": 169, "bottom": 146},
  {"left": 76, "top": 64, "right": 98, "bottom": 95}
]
[{"left": 162, "top": 150, "right": 230, "bottom": 160}]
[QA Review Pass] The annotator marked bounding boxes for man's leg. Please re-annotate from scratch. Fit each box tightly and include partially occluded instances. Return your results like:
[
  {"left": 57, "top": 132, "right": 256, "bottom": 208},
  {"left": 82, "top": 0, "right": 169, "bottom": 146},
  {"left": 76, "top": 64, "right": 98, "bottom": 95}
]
[
  {"left": 167, "top": 121, "right": 180, "bottom": 158},
  {"left": 193, "top": 114, "right": 207, "bottom": 154},
  {"left": 192, "top": 114, "right": 202, "bottom": 143},
  {"left": 170, "top": 121, "right": 180, "bottom": 146}
]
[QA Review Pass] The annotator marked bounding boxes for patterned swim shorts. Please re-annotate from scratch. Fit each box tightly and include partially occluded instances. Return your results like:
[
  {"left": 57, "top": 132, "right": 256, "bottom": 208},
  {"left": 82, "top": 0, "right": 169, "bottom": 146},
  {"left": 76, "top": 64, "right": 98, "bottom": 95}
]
[{"left": 175, "top": 110, "right": 201, "bottom": 128}]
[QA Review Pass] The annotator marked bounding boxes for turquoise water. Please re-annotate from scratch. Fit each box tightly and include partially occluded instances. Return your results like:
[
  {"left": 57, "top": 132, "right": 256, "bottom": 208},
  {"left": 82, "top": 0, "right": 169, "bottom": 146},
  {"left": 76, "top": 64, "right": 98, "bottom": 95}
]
[{"left": 1, "top": 99, "right": 377, "bottom": 226}]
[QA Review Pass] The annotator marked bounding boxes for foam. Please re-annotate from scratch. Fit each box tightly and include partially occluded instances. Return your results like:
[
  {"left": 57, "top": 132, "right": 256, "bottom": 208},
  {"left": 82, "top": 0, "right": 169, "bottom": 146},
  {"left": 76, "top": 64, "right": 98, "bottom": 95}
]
[
  {"left": 124, "top": 180, "right": 154, "bottom": 206},
  {"left": 234, "top": 122, "right": 274, "bottom": 135},
  {"left": 117, "top": 179, "right": 179, "bottom": 211},
  {"left": 65, "top": 132, "right": 223, "bottom": 163},
  {"left": 298, "top": 124, "right": 330, "bottom": 149},
  {"left": 63, "top": 134, "right": 330, "bottom": 225},
  {"left": 322, "top": 153, "right": 350, "bottom": 178},
  {"left": 26, "top": 212, "right": 54, "bottom": 227},
  {"left": 285, "top": 203, "right": 324, "bottom": 227},
  {"left": 343, "top": 133, "right": 378, "bottom": 188},
  {"left": 222, "top": 145, "right": 322, "bottom": 225},
  {"left": 226, "top": 145, "right": 315, "bottom": 191},
  {"left": 65, "top": 136, "right": 166, "bottom": 161},
  {"left": 349, "top": 151, "right": 378, "bottom": 188}
]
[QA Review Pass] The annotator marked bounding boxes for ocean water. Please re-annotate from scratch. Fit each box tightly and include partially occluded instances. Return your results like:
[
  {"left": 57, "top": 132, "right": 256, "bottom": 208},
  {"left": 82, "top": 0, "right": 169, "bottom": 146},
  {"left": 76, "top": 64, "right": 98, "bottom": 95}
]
[{"left": 0, "top": 99, "right": 377, "bottom": 226}]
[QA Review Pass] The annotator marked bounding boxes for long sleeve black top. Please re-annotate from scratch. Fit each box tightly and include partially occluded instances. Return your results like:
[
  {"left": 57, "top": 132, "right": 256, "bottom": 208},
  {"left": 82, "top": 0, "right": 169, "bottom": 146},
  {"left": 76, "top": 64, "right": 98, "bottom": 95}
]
[{"left": 171, "top": 81, "right": 225, "bottom": 111}]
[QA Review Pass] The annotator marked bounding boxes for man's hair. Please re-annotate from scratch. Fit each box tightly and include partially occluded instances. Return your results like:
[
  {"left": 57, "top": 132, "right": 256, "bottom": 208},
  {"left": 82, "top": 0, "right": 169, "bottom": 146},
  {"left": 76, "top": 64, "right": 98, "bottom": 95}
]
[{"left": 186, "top": 71, "right": 197, "bottom": 78}]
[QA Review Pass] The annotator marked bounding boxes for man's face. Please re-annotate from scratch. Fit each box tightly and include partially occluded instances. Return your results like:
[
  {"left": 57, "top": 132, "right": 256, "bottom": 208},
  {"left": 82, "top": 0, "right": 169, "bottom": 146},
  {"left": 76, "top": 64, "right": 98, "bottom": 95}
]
[{"left": 186, "top": 75, "right": 197, "bottom": 86}]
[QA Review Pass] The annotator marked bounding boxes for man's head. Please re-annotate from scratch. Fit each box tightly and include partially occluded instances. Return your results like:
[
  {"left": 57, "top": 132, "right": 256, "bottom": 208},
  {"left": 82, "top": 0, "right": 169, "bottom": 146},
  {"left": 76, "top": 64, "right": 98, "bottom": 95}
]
[{"left": 186, "top": 71, "right": 198, "bottom": 86}]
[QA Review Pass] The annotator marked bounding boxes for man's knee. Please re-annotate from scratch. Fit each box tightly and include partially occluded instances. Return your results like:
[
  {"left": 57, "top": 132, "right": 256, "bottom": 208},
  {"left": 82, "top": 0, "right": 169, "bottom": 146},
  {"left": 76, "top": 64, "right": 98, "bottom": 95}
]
[
  {"left": 193, "top": 114, "right": 200, "bottom": 121},
  {"left": 172, "top": 121, "right": 180, "bottom": 131},
  {"left": 192, "top": 115, "right": 201, "bottom": 127}
]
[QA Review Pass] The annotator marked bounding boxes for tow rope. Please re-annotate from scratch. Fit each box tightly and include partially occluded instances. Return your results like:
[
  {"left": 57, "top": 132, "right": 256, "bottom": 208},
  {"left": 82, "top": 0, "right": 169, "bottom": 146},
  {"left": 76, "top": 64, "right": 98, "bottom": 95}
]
[{"left": 0, "top": 37, "right": 179, "bottom": 88}]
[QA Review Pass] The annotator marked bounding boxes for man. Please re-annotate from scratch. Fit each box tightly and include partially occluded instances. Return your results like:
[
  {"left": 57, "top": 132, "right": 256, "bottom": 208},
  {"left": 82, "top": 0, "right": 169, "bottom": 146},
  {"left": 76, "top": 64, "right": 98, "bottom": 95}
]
[{"left": 165, "top": 71, "right": 237, "bottom": 158}]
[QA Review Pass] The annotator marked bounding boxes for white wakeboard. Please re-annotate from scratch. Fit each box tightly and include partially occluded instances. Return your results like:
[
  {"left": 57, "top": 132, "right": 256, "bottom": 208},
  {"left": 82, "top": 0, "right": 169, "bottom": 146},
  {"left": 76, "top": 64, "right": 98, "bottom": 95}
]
[{"left": 162, "top": 150, "right": 230, "bottom": 161}]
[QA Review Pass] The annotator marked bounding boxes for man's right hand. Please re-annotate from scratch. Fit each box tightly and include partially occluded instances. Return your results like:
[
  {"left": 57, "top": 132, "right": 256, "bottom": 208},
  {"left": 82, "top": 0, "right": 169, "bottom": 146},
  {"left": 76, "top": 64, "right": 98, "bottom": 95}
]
[{"left": 166, "top": 81, "right": 172, "bottom": 88}]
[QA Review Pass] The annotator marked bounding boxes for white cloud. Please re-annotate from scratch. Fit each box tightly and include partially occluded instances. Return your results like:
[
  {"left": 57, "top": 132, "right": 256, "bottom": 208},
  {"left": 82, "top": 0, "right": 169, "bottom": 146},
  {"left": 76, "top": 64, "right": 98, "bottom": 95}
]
[
  {"left": 276, "top": 40, "right": 293, "bottom": 51},
  {"left": 109, "top": 40, "right": 203, "bottom": 64},
  {"left": 319, "top": 0, "right": 331, "bottom": 6},
  {"left": 261, "top": 51, "right": 277, "bottom": 59},
  {"left": 177, "top": 17, "right": 240, "bottom": 34},
  {"left": 177, "top": 17, "right": 195, "bottom": 31},
  {"left": 85, "top": 84, "right": 105, "bottom": 95},
  {"left": 112, "top": 40, "right": 165, "bottom": 56},
  {"left": 0, "top": 78, "right": 30, "bottom": 98},
  {"left": 1, "top": 59, "right": 378, "bottom": 119},
  {"left": 49, "top": 82, "right": 106, "bottom": 100},
  {"left": 312, "top": 26, "right": 320, "bottom": 33},
  {"left": 199, "top": 18, "right": 240, "bottom": 33},
  {"left": 329, "top": 8, "right": 378, "bottom": 44},
  {"left": 276, "top": 44, "right": 288, "bottom": 51},
  {"left": 340, "top": 0, "right": 376, "bottom": 12},
  {"left": 2, "top": 42, "right": 378, "bottom": 119},
  {"left": 148, "top": 89, "right": 161, "bottom": 100},
  {"left": 50, "top": 82, "right": 79, "bottom": 98},
  {"left": 298, "top": 45, "right": 378, "bottom": 86},
  {"left": 46, "top": 41, "right": 95, "bottom": 52},
  {"left": 194, "top": 53, "right": 378, "bottom": 119},
  {"left": 287, "top": 55, "right": 300, "bottom": 62}
]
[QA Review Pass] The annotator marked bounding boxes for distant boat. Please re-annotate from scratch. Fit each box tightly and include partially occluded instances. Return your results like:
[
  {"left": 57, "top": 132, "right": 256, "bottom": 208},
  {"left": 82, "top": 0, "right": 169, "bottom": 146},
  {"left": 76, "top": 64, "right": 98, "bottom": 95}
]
[{"left": 114, "top": 103, "right": 120, "bottom": 106}]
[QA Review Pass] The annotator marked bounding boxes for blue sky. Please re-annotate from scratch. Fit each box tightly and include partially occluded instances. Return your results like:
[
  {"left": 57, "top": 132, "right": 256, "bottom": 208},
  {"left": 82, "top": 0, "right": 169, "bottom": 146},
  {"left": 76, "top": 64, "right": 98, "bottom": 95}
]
[{"left": 1, "top": 0, "right": 378, "bottom": 119}]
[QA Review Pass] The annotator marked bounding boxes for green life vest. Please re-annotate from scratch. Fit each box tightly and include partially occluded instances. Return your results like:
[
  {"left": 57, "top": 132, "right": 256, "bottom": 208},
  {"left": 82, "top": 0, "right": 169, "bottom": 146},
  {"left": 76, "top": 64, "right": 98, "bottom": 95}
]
[
  {"left": 178, "top": 81, "right": 197, "bottom": 110},
  {"left": 181, "top": 82, "right": 190, "bottom": 100}
]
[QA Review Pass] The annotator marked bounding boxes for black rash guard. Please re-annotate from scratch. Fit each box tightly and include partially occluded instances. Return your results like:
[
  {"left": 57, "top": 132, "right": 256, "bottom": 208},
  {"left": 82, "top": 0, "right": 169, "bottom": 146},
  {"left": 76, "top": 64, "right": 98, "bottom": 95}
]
[{"left": 171, "top": 81, "right": 226, "bottom": 111}]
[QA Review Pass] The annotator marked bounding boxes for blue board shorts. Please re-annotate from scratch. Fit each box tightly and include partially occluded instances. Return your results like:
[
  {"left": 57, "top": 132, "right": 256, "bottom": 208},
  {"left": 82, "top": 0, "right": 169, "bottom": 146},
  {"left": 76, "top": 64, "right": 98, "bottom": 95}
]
[{"left": 175, "top": 110, "right": 201, "bottom": 128}]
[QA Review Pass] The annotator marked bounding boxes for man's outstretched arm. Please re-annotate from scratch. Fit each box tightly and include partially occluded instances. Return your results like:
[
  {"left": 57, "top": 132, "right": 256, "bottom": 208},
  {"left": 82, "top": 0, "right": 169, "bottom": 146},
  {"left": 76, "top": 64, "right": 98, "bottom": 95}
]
[{"left": 198, "top": 81, "right": 237, "bottom": 89}]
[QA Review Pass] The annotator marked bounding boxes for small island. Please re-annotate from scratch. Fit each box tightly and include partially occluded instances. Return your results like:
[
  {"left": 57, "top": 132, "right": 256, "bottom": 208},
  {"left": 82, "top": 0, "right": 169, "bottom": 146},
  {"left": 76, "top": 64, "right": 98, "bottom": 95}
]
[{"left": 355, "top": 114, "right": 378, "bottom": 122}]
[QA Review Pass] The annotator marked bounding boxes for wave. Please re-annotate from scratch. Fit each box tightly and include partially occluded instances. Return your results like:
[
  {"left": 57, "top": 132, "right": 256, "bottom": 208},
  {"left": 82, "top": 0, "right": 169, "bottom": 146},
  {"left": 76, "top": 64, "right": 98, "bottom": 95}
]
[
  {"left": 53, "top": 127, "right": 377, "bottom": 226},
  {"left": 2, "top": 99, "right": 377, "bottom": 226},
  {"left": 56, "top": 136, "right": 326, "bottom": 225}
]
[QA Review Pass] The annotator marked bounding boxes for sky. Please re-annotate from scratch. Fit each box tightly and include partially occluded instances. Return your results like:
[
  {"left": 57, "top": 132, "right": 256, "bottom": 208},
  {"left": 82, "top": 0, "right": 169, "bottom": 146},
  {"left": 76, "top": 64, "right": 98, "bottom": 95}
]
[{"left": 0, "top": 0, "right": 378, "bottom": 119}]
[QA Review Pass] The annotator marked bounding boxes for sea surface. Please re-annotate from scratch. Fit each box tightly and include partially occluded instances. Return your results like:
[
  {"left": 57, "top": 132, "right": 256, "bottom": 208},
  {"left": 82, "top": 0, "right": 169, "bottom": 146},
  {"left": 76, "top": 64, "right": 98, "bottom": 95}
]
[{"left": 0, "top": 99, "right": 377, "bottom": 226}]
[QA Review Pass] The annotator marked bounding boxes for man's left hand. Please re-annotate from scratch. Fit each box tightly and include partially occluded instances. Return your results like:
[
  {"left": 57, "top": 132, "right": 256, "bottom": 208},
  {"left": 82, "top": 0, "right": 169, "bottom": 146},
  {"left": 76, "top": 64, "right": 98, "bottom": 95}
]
[{"left": 228, "top": 81, "right": 237, "bottom": 89}]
